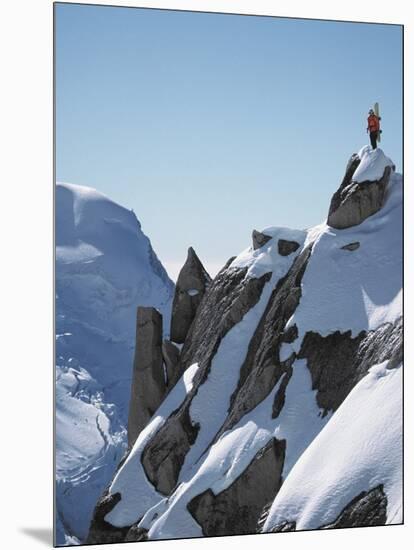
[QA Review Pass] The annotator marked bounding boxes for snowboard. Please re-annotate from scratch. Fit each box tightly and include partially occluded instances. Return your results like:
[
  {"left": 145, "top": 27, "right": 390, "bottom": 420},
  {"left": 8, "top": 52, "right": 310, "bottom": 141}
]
[{"left": 374, "top": 102, "right": 381, "bottom": 142}]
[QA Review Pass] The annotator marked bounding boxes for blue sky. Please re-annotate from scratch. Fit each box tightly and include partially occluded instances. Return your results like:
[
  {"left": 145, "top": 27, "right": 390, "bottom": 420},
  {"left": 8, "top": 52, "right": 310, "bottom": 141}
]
[{"left": 55, "top": 3, "right": 402, "bottom": 279}]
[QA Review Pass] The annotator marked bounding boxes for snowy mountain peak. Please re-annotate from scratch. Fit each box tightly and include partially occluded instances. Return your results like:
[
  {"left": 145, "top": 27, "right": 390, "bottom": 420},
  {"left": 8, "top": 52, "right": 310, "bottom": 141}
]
[
  {"left": 55, "top": 182, "right": 174, "bottom": 545},
  {"left": 56, "top": 182, "right": 143, "bottom": 254},
  {"left": 56, "top": 181, "right": 173, "bottom": 343}
]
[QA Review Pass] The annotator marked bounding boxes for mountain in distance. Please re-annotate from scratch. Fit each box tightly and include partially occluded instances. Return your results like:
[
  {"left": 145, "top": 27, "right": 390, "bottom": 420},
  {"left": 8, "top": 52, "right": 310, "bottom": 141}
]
[{"left": 55, "top": 182, "right": 174, "bottom": 545}]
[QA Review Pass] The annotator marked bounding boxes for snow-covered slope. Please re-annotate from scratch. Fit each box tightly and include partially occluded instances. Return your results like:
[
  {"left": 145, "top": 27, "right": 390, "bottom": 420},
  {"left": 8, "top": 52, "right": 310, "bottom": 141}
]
[
  {"left": 55, "top": 182, "right": 174, "bottom": 545},
  {"left": 263, "top": 360, "right": 402, "bottom": 531},
  {"left": 86, "top": 147, "right": 403, "bottom": 544}
]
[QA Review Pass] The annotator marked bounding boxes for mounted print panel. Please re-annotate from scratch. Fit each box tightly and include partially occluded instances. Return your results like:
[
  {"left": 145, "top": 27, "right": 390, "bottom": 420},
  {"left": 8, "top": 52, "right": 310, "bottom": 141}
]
[{"left": 54, "top": 2, "right": 403, "bottom": 546}]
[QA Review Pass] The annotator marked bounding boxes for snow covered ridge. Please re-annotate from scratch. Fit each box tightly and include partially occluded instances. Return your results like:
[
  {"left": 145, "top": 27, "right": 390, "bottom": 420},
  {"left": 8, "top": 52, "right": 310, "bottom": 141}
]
[
  {"left": 55, "top": 182, "right": 174, "bottom": 545},
  {"left": 82, "top": 147, "right": 401, "bottom": 546}
]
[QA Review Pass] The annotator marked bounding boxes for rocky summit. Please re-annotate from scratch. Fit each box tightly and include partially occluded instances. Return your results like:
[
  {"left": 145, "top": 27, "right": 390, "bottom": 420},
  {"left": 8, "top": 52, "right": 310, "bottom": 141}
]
[{"left": 86, "top": 146, "right": 402, "bottom": 544}]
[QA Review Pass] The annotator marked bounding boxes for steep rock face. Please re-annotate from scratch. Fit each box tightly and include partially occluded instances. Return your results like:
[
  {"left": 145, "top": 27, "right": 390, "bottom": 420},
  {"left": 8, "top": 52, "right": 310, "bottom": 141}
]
[
  {"left": 141, "top": 267, "right": 271, "bottom": 495},
  {"left": 187, "top": 438, "right": 285, "bottom": 536},
  {"left": 298, "top": 317, "right": 402, "bottom": 414},
  {"left": 170, "top": 247, "right": 212, "bottom": 344},
  {"left": 127, "top": 307, "right": 166, "bottom": 448},
  {"left": 328, "top": 152, "right": 361, "bottom": 215},
  {"left": 141, "top": 407, "right": 199, "bottom": 496},
  {"left": 87, "top": 492, "right": 130, "bottom": 545},
  {"left": 218, "top": 245, "right": 312, "bottom": 436},
  {"left": 320, "top": 485, "right": 387, "bottom": 529},
  {"left": 327, "top": 152, "right": 391, "bottom": 229}
]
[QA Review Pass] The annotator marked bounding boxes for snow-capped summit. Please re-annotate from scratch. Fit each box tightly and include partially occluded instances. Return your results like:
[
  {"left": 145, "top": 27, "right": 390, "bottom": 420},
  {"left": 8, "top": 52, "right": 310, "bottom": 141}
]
[
  {"left": 55, "top": 182, "right": 174, "bottom": 545},
  {"left": 56, "top": 182, "right": 173, "bottom": 344},
  {"left": 353, "top": 146, "right": 394, "bottom": 183}
]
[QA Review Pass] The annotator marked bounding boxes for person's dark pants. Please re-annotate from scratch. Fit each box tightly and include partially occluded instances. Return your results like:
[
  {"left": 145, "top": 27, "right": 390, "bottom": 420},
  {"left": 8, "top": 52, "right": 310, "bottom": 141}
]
[{"left": 370, "top": 131, "right": 378, "bottom": 149}]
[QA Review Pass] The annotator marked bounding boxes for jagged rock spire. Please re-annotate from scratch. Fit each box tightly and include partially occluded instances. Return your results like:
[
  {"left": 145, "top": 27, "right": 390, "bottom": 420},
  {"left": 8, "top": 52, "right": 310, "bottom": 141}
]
[
  {"left": 170, "top": 247, "right": 211, "bottom": 344},
  {"left": 327, "top": 152, "right": 392, "bottom": 229},
  {"left": 127, "top": 307, "right": 166, "bottom": 448}
]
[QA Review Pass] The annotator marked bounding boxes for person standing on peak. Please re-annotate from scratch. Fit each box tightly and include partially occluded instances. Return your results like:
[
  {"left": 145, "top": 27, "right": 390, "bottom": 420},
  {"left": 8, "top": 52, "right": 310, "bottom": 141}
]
[{"left": 367, "top": 108, "right": 381, "bottom": 150}]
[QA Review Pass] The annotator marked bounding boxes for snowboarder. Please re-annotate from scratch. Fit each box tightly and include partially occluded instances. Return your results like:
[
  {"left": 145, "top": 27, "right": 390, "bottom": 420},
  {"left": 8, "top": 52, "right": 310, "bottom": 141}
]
[{"left": 367, "top": 108, "right": 381, "bottom": 150}]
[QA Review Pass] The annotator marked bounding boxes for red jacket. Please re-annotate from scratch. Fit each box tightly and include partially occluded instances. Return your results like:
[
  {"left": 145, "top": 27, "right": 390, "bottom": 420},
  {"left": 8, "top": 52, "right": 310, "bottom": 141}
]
[{"left": 367, "top": 114, "right": 380, "bottom": 132}]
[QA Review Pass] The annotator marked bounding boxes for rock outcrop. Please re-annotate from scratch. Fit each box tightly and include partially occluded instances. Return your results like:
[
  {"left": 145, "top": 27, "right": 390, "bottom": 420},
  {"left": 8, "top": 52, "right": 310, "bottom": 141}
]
[
  {"left": 170, "top": 247, "right": 211, "bottom": 344},
  {"left": 252, "top": 229, "right": 272, "bottom": 250},
  {"left": 187, "top": 438, "right": 285, "bottom": 536},
  {"left": 87, "top": 492, "right": 131, "bottom": 545},
  {"left": 141, "top": 407, "right": 199, "bottom": 496},
  {"left": 141, "top": 266, "right": 271, "bottom": 495},
  {"left": 327, "top": 152, "right": 391, "bottom": 229},
  {"left": 278, "top": 239, "right": 300, "bottom": 256},
  {"left": 298, "top": 317, "right": 402, "bottom": 414},
  {"left": 127, "top": 307, "right": 166, "bottom": 448},
  {"left": 320, "top": 485, "right": 387, "bottom": 529}
]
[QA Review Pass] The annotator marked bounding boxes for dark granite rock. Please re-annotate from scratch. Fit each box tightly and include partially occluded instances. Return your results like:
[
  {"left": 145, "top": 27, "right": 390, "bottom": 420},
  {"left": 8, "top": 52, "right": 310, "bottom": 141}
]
[
  {"left": 187, "top": 438, "right": 285, "bottom": 536},
  {"left": 125, "top": 525, "right": 148, "bottom": 542},
  {"left": 329, "top": 153, "right": 361, "bottom": 214},
  {"left": 298, "top": 329, "right": 366, "bottom": 414},
  {"left": 359, "top": 316, "right": 403, "bottom": 371},
  {"left": 178, "top": 266, "right": 271, "bottom": 377},
  {"left": 272, "top": 365, "right": 293, "bottom": 419},
  {"left": 320, "top": 485, "right": 387, "bottom": 529},
  {"left": 281, "top": 324, "right": 299, "bottom": 344},
  {"left": 256, "top": 502, "right": 274, "bottom": 533},
  {"left": 219, "top": 245, "right": 313, "bottom": 436},
  {"left": 127, "top": 307, "right": 166, "bottom": 448},
  {"left": 278, "top": 239, "right": 300, "bottom": 256},
  {"left": 269, "top": 521, "right": 297, "bottom": 533},
  {"left": 298, "top": 316, "right": 402, "bottom": 414},
  {"left": 327, "top": 152, "right": 391, "bottom": 229},
  {"left": 86, "top": 492, "right": 131, "bottom": 545},
  {"left": 266, "top": 486, "right": 387, "bottom": 533},
  {"left": 170, "top": 247, "right": 211, "bottom": 344},
  {"left": 341, "top": 241, "right": 360, "bottom": 251},
  {"left": 252, "top": 230, "right": 272, "bottom": 250},
  {"left": 162, "top": 339, "right": 180, "bottom": 388},
  {"left": 141, "top": 266, "right": 271, "bottom": 495},
  {"left": 141, "top": 407, "right": 199, "bottom": 496}
]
